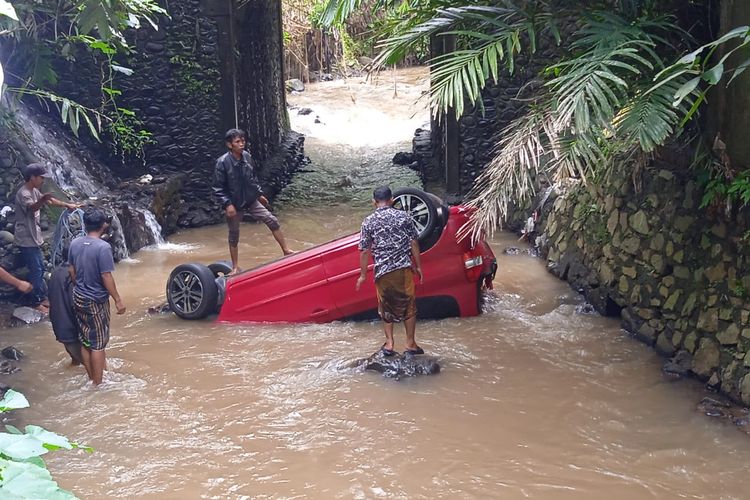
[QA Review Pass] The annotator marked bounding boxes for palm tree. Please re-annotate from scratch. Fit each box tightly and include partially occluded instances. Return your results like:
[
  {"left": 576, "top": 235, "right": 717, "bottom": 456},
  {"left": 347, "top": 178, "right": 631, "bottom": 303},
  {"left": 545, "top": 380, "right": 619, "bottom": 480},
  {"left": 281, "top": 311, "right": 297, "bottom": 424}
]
[{"left": 321, "top": 0, "right": 750, "bottom": 237}]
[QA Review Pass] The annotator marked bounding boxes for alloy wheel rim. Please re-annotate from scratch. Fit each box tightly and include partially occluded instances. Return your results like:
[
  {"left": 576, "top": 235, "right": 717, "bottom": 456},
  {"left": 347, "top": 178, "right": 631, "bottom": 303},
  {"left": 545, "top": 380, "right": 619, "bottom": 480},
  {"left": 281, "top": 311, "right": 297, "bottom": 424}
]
[
  {"left": 393, "top": 193, "right": 430, "bottom": 233},
  {"left": 169, "top": 270, "right": 204, "bottom": 314}
]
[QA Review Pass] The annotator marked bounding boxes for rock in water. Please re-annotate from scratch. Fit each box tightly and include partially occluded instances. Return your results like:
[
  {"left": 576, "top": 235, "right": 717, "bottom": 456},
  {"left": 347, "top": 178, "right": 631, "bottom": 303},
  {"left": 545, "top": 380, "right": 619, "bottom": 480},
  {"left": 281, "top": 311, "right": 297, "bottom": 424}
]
[
  {"left": 1, "top": 346, "right": 24, "bottom": 360},
  {"left": 353, "top": 350, "right": 440, "bottom": 379},
  {"left": 12, "top": 306, "right": 44, "bottom": 324}
]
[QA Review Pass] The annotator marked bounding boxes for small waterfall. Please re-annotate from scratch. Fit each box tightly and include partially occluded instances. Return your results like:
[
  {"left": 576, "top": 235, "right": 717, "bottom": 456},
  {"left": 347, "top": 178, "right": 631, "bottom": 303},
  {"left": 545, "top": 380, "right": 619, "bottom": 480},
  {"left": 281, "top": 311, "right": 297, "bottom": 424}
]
[
  {"left": 140, "top": 209, "right": 165, "bottom": 246},
  {"left": 12, "top": 101, "right": 110, "bottom": 198}
]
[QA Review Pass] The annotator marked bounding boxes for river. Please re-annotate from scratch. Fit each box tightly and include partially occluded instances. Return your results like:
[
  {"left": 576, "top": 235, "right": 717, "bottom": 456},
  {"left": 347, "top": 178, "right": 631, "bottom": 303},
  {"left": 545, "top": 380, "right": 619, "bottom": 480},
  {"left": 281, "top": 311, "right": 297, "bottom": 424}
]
[{"left": 2, "top": 68, "right": 749, "bottom": 499}]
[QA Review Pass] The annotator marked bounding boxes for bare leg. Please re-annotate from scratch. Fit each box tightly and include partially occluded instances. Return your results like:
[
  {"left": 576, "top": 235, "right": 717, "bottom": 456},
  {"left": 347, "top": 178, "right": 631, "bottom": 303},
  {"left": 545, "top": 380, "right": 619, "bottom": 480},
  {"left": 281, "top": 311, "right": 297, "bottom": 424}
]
[
  {"left": 404, "top": 315, "right": 418, "bottom": 350},
  {"left": 382, "top": 321, "right": 395, "bottom": 351},
  {"left": 80, "top": 346, "right": 93, "bottom": 379},
  {"left": 271, "top": 228, "right": 294, "bottom": 255},
  {"left": 229, "top": 244, "right": 239, "bottom": 274},
  {"left": 64, "top": 343, "right": 83, "bottom": 366},
  {"left": 89, "top": 349, "right": 107, "bottom": 385}
]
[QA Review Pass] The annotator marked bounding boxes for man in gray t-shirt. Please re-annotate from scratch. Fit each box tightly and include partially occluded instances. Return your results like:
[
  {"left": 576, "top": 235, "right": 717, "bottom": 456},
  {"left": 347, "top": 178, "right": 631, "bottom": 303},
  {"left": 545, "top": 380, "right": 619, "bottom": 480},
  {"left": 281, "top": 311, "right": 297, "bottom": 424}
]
[
  {"left": 14, "top": 163, "right": 79, "bottom": 311},
  {"left": 68, "top": 207, "right": 126, "bottom": 385}
]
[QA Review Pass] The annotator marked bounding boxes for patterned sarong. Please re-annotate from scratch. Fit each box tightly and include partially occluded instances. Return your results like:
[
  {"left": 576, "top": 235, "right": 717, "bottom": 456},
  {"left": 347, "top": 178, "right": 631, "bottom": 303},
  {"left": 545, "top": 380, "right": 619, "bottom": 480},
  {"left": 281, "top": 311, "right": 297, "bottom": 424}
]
[
  {"left": 375, "top": 268, "right": 417, "bottom": 323},
  {"left": 73, "top": 291, "right": 111, "bottom": 351}
]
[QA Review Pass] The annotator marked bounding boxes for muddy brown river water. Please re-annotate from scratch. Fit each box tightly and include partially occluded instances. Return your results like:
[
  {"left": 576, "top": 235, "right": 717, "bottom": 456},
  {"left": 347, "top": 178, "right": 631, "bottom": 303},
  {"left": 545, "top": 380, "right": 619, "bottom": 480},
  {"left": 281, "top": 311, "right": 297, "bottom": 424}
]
[{"left": 2, "top": 68, "right": 749, "bottom": 499}]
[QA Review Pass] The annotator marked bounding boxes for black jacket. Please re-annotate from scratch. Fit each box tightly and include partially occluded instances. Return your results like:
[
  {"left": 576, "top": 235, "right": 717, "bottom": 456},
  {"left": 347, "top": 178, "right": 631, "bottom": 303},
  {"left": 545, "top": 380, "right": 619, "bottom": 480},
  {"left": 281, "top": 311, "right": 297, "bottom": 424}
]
[{"left": 212, "top": 151, "right": 263, "bottom": 209}]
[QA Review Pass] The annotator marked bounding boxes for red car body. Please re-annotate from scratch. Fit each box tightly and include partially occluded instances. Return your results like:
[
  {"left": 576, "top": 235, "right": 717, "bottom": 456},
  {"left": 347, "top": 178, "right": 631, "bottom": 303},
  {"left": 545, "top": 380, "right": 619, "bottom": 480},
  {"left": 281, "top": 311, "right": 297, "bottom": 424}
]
[{"left": 216, "top": 205, "right": 496, "bottom": 323}]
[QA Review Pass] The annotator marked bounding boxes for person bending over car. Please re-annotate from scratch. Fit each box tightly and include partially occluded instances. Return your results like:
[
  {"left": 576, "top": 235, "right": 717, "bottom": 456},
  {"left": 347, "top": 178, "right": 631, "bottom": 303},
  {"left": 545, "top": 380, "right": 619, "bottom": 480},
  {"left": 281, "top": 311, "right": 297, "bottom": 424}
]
[
  {"left": 356, "top": 186, "right": 424, "bottom": 356},
  {"left": 213, "top": 128, "right": 294, "bottom": 275}
]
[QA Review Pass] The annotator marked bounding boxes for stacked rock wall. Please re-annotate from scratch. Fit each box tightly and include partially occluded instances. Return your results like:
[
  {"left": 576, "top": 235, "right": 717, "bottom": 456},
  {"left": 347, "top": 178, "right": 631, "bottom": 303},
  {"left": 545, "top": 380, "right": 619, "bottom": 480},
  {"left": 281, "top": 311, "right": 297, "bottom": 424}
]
[{"left": 535, "top": 154, "right": 750, "bottom": 405}]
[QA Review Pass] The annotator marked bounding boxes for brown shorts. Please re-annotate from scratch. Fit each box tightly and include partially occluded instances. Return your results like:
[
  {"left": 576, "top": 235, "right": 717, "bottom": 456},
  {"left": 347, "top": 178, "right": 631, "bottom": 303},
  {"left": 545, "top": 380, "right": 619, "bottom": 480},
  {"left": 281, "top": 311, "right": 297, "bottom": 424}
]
[
  {"left": 227, "top": 200, "right": 280, "bottom": 246},
  {"left": 375, "top": 268, "right": 417, "bottom": 323}
]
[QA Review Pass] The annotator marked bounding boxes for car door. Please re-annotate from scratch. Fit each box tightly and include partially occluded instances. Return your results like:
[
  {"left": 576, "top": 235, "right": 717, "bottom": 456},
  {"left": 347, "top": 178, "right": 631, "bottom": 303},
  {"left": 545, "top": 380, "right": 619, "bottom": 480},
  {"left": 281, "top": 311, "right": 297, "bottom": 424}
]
[
  {"left": 320, "top": 233, "right": 379, "bottom": 319},
  {"left": 218, "top": 252, "right": 336, "bottom": 323}
]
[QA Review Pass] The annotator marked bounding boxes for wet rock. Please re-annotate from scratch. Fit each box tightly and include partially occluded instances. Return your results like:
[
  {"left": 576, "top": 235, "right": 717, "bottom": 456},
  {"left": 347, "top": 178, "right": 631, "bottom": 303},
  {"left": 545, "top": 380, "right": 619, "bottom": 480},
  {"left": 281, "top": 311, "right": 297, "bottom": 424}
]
[
  {"left": 286, "top": 79, "right": 305, "bottom": 92},
  {"left": 575, "top": 303, "right": 597, "bottom": 315},
  {"left": 297, "top": 107, "right": 313, "bottom": 116},
  {"left": 697, "top": 396, "right": 750, "bottom": 435},
  {"left": 1, "top": 346, "right": 24, "bottom": 361},
  {"left": 0, "top": 231, "right": 13, "bottom": 244},
  {"left": 662, "top": 350, "right": 692, "bottom": 378},
  {"left": 352, "top": 350, "right": 440, "bottom": 379},
  {"left": 392, "top": 152, "right": 417, "bottom": 165},
  {"left": 11, "top": 306, "right": 44, "bottom": 325},
  {"left": 503, "top": 246, "right": 539, "bottom": 257},
  {"left": 148, "top": 302, "right": 171, "bottom": 315},
  {"left": 0, "top": 360, "right": 19, "bottom": 375}
]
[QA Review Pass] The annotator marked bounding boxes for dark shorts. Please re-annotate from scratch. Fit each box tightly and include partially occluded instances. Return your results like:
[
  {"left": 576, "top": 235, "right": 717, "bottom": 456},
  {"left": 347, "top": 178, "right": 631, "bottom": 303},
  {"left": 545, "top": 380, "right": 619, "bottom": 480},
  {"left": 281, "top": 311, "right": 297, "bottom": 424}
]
[
  {"left": 227, "top": 200, "right": 280, "bottom": 245},
  {"left": 73, "top": 291, "right": 111, "bottom": 351},
  {"left": 375, "top": 268, "right": 417, "bottom": 323}
]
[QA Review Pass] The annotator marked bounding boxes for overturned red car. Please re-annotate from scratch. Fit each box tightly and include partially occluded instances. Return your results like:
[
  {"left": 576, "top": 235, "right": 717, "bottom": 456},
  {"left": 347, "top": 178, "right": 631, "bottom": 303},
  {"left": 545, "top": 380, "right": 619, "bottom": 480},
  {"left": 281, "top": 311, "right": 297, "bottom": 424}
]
[{"left": 165, "top": 188, "right": 497, "bottom": 323}]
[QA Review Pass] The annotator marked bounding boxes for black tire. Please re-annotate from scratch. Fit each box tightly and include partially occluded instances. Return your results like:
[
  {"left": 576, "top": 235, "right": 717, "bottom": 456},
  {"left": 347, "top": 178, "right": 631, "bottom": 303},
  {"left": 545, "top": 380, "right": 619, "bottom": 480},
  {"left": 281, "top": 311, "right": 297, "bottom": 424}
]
[
  {"left": 392, "top": 187, "right": 438, "bottom": 242},
  {"left": 166, "top": 263, "right": 219, "bottom": 320},
  {"left": 208, "top": 260, "right": 233, "bottom": 277},
  {"left": 426, "top": 192, "right": 450, "bottom": 228}
]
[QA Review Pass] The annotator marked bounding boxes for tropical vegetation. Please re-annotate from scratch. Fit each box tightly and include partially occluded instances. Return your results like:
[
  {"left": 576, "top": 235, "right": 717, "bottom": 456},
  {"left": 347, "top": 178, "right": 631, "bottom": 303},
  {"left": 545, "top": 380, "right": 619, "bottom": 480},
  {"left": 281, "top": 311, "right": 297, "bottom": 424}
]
[
  {"left": 0, "top": 0, "right": 165, "bottom": 158},
  {"left": 321, "top": 0, "right": 750, "bottom": 236},
  {"left": 0, "top": 389, "right": 91, "bottom": 499}
]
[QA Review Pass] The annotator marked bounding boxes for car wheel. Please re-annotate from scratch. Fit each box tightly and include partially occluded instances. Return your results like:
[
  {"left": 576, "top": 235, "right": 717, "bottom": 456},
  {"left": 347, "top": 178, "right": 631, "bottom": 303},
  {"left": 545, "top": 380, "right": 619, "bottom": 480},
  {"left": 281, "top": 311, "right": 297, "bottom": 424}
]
[
  {"left": 166, "top": 263, "right": 219, "bottom": 320},
  {"left": 208, "top": 260, "right": 233, "bottom": 277},
  {"left": 392, "top": 187, "right": 438, "bottom": 241}
]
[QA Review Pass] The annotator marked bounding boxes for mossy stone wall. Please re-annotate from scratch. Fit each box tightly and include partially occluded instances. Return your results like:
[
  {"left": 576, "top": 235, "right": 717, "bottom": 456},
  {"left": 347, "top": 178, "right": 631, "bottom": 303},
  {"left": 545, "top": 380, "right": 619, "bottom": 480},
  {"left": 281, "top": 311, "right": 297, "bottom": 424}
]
[{"left": 534, "top": 157, "right": 750, "bottom": 405}]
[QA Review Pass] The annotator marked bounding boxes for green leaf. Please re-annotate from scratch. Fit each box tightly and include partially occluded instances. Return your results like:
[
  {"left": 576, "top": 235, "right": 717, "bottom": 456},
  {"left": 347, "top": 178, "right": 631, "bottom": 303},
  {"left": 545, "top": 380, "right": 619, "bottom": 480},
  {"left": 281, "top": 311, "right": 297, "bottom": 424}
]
[
  {"left": 61, "top": 99, "right": 71, "bottom": 125},
  {"left": 673, "top": 77, "right": 700, "bottom": 106},
  {"left": 111, "top": 65, "right": 134, "bottom": 76},
  {"left": 0, "top": 458, "right": 76, "bottom": 499},
  {"left": 0, "top": 390, "right": 29, "bottom": 413},
  {"left": 0, "top": 0, "right": 18, "bottom": 20},
  {"left": 702, "top": 62, "right": 724, "bottom": 85},
  {"left": 728, "top": 56, "right": 750, "bottom": 86}
]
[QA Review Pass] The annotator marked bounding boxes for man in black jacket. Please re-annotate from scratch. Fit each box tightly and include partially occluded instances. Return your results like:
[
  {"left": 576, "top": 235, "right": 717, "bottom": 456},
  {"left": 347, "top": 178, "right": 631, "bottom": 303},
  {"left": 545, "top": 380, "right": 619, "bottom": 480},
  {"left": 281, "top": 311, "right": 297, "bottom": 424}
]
[{"left": 213, "top": 129, "right": 294, "bottom": 274}]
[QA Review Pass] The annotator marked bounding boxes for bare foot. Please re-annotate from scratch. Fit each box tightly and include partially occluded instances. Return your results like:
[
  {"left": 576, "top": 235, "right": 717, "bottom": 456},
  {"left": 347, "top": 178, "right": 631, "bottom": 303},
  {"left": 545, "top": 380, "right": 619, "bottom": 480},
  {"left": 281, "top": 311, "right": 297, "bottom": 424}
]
[
  {"left": 230, "top": 267, "right": 242, "bottom": 275},
  {"left": 34, "top": 304, "right": 49, "bottom": 314},
  {"left": 283, "top": 249, "right": 296, "bottom": 256}
]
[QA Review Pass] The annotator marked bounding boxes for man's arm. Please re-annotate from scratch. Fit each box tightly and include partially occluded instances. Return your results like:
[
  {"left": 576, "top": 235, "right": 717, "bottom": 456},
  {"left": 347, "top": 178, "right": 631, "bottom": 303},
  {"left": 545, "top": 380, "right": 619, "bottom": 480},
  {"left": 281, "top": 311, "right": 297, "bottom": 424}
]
[
  {"left": 355, "top": 250, "right": 370, "bottom": 291},
  {"left": 27, "top": 192, "right": 53, "bottom": 212},
  {"left": 47, "top": 197, "right": 81, "bottom": 210},
  {"left": 410, "top": 240, "right": 423, "bottom": 284},
  {"left": 0, "top": 266, "right": 32, "bottom": 293},
  {"left": 101, "top": 272, "right": 126, "bottom": 314}
]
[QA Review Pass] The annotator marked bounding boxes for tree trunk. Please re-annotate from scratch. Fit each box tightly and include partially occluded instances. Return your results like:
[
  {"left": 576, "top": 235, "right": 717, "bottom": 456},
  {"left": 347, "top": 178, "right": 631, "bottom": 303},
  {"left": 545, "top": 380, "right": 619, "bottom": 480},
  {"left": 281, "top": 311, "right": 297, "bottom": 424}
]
[{"left": 707, "top": 0, "right": 750, "bottom": 169}]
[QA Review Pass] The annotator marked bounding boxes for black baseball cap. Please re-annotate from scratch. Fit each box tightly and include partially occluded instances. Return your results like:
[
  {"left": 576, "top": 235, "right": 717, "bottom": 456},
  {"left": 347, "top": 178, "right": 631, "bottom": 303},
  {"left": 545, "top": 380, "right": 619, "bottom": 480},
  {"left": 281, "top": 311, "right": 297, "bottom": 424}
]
[{"left": 24, "top": 163, "right": 50, "bottom": 178}]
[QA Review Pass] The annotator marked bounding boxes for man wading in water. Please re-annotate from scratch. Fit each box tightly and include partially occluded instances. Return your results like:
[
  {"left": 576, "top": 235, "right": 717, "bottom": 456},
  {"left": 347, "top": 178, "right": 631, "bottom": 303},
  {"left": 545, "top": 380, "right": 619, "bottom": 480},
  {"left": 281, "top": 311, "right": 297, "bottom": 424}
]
[
  {"left": 213, "top": 128, "right": 294, "bottom": 275},
  {"left": 356, "top": 186, "right": 424, "bottom": 356},
  {"left": 68, "top": 208, "right": 126, "bottom": 385}
]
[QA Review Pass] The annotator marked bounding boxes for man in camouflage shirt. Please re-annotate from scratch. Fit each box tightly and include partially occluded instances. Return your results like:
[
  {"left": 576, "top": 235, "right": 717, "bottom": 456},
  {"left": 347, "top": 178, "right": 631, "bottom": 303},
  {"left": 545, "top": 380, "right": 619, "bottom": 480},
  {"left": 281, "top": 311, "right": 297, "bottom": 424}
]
[{"left": 356, "top": 186, "right": 424, "bottom": 356}]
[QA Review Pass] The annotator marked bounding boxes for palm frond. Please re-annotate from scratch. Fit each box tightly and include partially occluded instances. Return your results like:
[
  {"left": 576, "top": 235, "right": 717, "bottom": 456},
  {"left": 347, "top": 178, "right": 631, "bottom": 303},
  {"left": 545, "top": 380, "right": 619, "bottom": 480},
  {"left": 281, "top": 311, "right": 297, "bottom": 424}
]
[
  {"left": 376, "top": 4, "right": 557, "bottom": 118},
  {"left": 460, "top": 103, "right": 556, "bottom": 241},
  {"left": 614, "top": 76, "right": 696, "bottom": 152},
  {"left": 547, "top": 41, "right": 657, "bottom": 133},
  {"left": 319, "top": 0, "right": 363, "bottom": 27}
]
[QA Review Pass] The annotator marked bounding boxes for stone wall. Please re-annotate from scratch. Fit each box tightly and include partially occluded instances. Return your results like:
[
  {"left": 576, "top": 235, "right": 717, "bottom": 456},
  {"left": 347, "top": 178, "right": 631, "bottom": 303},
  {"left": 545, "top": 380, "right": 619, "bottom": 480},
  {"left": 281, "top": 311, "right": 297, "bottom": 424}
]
[
  {"left": 533, "top": 153, "right": 750, "bottom": 405},
  {"left": 6, "top": 0, "right": 303, "bottom": 231}
]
